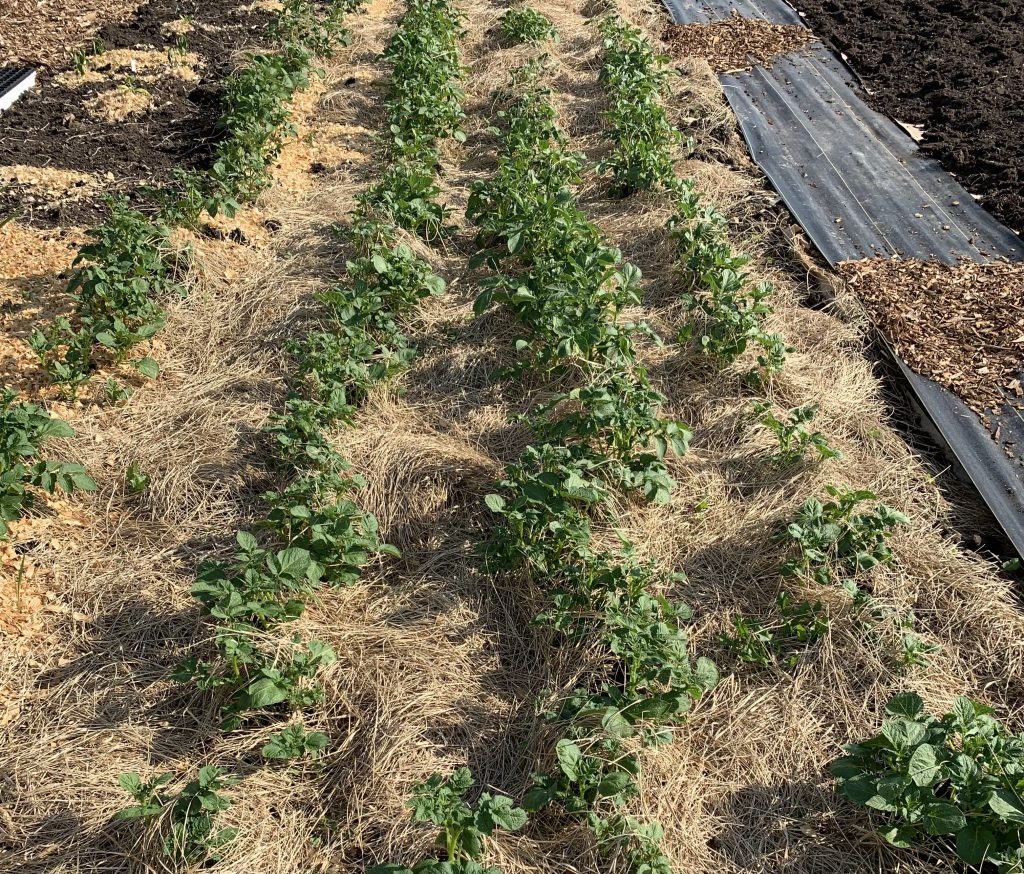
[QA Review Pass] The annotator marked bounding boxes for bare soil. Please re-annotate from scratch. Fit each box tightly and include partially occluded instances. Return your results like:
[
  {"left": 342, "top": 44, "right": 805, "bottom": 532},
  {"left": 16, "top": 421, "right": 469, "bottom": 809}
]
[{"left": 792, "top": 0, "right": 1024, "bottom": 236}]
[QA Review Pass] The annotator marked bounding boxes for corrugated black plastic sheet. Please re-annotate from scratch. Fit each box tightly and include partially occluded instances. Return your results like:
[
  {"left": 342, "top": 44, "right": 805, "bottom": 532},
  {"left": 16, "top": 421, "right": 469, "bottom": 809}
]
[{"left": 661, "top": 0, "right": 1024, "bottom": 555}]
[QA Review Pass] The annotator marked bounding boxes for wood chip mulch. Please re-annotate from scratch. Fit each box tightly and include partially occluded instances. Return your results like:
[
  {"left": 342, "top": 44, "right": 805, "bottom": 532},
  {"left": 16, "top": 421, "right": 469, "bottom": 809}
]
[
  {"left": 661, "top": 13, "right": 815, "bottom": 73},
  {"left": 0, "top": 0, "right": 145, "bottom": 68},
  {"left": 841, "top": 258, "right": 1024, "bottom": 419}
]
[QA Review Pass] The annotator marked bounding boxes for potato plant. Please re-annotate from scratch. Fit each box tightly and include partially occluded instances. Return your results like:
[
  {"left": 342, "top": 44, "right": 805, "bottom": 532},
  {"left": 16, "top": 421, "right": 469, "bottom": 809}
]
[
  {"left": 755, "top": 402, "right": 841, "bottom": 465},
  {"left": 597, "top": 17, "right": 682, "bottom": 196},
  {"left": 383, "top": 0, "right": 466, "bottom": 148},
  {"left": 779, "top": 485, "right": 908, "bottom": 588},
  {"left": 261, "top": 722, "right": 331, "bottom": 761},
  {"left": 371, "top": 768, "right": 527, "bottom": 874},
  {"left": 777, "top": 486, "right": 936, "bottom": 668},
  {"left": 831, "top": 693, "right": 1024, "bottom": 871},
  {"left": 499, "top": 6, "right": 558, "bottom": 45},
  {"left": 358, "top": 0, "right": 466, "bottom": 237},
  {"left": 0, "top": 388, "right": 97, "bottom": 537},
  {"left": 32, "top": 0, "right": 361, "bottom": 390},
  {"left": 29, "top": 198, "right": 183, "bottom": 393},
  {"left": 116, "top": 766, "right": 238, "bottom": 865}
]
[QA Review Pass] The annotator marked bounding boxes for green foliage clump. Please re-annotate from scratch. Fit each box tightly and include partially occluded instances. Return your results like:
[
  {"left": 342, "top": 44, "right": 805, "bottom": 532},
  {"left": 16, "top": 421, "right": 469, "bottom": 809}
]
[
  {"left": 779, "top": 485, "right": 908, "bottom": 588},
  {"left": 32, "top": 0, "right": 361, "bottom": 392},
  {"left": 357, "top": 0, "right": 465, "bottom": 237},
  {"left": 778, "top": 486, "right": 936, "bottom": 668},
  {"left": 261, "top": 722, "right": 331, "bottom": 761},
  {"left": 384, "top": 0, "right": 466, "bottom": 148},
  {"left": 371, "top": 767, "right": 527, "bottom": 874},
  {"left": 756, "top": 402, "right": 841, "bottom": 465},
  {"left": 667, "top": 183, "right": 788, "bottom": 377},
  {"left": 719, "top": 591, "right": 830, "bottom": 669},
  {"left": 116, "top": 766, "right": 238, "bottom": 865},
  {"left": 597, "top": 17, "right": 681, "bottom": 195},
  {"left": 0, "top": 388, "right": 96, "bottom": 537},
  {"left": 832, "top": 692, "right": 1024, "bottom": 871},
  {"left": 29, "top": 198, "right": 182, "bottom": 393},
  {"left": 467, "top": 65, "right": 718, "bottom": 874},
  {"left": 499, "top": 6, "right": 558, "bottom": 45}
]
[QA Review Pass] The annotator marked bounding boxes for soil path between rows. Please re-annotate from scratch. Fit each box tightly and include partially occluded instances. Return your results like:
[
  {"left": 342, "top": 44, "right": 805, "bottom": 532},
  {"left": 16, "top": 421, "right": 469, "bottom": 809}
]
[{"left": 791, "top": 0, "right": 1024, "bottom": 237}]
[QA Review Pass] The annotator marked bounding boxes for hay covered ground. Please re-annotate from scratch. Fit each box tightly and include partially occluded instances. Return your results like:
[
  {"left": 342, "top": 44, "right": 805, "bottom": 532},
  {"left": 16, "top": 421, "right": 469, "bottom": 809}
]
[{"left": 1, "top": 1, "right": 1022, "bottom": 873}]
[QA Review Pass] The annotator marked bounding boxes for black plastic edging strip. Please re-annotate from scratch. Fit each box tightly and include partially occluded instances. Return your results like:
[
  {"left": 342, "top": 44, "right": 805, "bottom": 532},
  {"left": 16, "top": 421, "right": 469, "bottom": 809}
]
[{"left": 0, "top": 68, "right": 35, "bottom": 112}]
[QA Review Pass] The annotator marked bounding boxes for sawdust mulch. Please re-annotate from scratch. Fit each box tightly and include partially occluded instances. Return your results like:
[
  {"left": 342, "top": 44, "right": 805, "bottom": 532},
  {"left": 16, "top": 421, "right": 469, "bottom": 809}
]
[
  {"left": 842, "top": 258, "right": 1024, "bottom": 418},
  {"left": 0, "top": 0, "right": 145, "bottom": 68},
  {"left": 661, "top": 13, "right": 815, "bottom": 72}
]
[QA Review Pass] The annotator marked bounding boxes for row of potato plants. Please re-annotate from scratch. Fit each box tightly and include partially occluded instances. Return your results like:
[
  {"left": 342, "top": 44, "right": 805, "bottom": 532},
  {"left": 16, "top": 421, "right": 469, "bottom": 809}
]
[
  {"left": 590, "top": 15, "right": 932, "bottom": 670},
  {"left": 29, "top": 0, "right": 359, "bottom": 399},
  {"left": 379, "top": 16, "right": 1024, "bottom": 874},
  {"left": 113, "top": 0, "right": 468, "bottom": 864},
  {"left": 464, "top": 60, "right": 717, "bottom": 874},
  {"left": 597, "top": 18, "right": 1024, "bottom": 871},
  {"left": 596, "top": 15, "right": 682, "bottom": 196}
]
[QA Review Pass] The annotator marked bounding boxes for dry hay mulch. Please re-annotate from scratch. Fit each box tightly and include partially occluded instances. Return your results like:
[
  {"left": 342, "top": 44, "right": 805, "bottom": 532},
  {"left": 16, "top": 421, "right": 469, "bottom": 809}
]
[
  {"left": 661, "top": 13, "right": 816, "bottom": 72},
  {"left": 3, "top": 2, "right": 1024, "bottom": 874},
  {"left": 0, "top": 0, "right": 145, "bottom": 68},
  {"left": 841, "top": 258, "right": 1024, "bottom": 417}
]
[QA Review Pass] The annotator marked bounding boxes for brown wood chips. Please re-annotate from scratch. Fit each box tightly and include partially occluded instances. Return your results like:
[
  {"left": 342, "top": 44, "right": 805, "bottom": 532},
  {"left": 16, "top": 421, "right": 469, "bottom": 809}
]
[
  {"left": 842, "top": 257, "right": 1024, "bottom": 417},
  {"left": 661, "top": 13, "right": 815, "bottom": 72},
  {"left": 0, "top": 0, "right": 144, "bottom": 68}
]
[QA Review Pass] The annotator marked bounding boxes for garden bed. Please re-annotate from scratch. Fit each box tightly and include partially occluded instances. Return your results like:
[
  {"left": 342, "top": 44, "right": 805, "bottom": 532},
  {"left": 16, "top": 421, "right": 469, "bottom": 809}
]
[
  {"left": 791, "top": 0, "right": 1024, "bottom": 236},
  {"left": 2, "top": 1, "right": 1024, "bottom": 874}
]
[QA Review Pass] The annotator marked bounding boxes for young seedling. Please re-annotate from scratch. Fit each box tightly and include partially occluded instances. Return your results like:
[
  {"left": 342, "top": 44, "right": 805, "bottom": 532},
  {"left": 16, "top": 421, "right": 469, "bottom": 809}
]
[
  {"left": 719, "top": 591, "right": 830, "bottom": 669},
  {"left": 116, "top": 766, "right": 238, "bottom": 865},
  {"left": 125, "top": 460, "right": 150, "bottom": 494},
  {"left": 0, "top": 388, "right": 97, "bottom": 538},
  {"left": 261, "top": 722, "right": 330, "bottom": 761},
  {"left": 371, "top": 767, "right": 527, "bottom": 873},
  {"left": 755, "top": 402, "right": 841, "bottom": 465},
  {"left": 779, "top": 485, "right": 908, "bottom": 588}
]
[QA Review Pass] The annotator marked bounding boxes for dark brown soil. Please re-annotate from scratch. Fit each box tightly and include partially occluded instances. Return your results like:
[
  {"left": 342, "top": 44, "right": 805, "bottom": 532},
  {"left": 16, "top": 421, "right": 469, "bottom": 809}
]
[
  {"left": 0, "top": 0, "right": 275, "bottom": 228},
  {"left": 792, "top": 0, "right": 1024, "bottom": 237}
]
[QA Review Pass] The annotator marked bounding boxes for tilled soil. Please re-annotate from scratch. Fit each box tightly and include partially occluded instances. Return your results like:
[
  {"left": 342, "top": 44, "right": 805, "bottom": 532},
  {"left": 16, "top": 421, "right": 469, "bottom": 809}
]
[
  {"left": 0, "top": 0, "right": 274, "bottom": 228},
  {"left": 792, "top": 0, "right": 1024, "bottom": 236}
]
